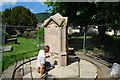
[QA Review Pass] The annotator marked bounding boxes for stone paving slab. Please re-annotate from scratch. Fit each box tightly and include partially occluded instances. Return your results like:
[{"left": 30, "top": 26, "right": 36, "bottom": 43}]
[
  {"left": 76, "top": 53, "right": 110, "bottom": 78},
  {"left": 1, "top": 54, "right": 103, "bottom": 79},
  {"left": 23, "top": 58, "right": 98, "bottom": 79}
]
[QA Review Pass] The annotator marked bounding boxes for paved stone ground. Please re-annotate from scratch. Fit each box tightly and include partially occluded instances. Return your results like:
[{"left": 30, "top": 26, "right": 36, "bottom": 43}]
[
  {"left": 23, "top": 57, "right": 98, "bottom": 79},
  {"left": 76, "top": 52, "right": 110, "bottom": 79},
  {"left": 1, "top": 52, "right": 111, "bottom": 80}
]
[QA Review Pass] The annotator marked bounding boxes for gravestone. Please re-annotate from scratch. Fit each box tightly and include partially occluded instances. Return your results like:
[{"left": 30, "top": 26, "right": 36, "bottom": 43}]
[
  {"left": 7, "top": 38, "right": 17, "bottom": 44},
  {"left": 43, "top": 13, "right": 68, "bottom": 66},
  {"left": 0, "top": 46, "right": 13, "bottom": 52}
]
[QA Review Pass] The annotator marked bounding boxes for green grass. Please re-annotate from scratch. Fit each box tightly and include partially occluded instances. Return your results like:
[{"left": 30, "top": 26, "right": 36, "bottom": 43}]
[
  {"left": 71, "top": 36, "right": 92, "bottom": 39},
  {"left": 4, "top": 37, "right": 39, "bottom": 56},
  {"left": 112, "top": 36, "right": 120, "bottom": 39},
  {"left": 2, "top": 37, "right": 43, "bottom": 71},
  {"left": 3, "top": 50, "right": 39, "bottom": 71},
  {"left": 2, "top": 27, "right": 45, "bottom": 71},
  {"left": 0, "top": 61, "right": 2, "bottom": 74}
]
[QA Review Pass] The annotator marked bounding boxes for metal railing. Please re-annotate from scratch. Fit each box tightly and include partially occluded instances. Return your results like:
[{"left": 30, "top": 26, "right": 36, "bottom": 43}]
[
  {"left": 0, "top": 24, "right": 44, "bottom": 79},
  {"left": 2, "top": 49, "right": 40, "bottom": 80}
]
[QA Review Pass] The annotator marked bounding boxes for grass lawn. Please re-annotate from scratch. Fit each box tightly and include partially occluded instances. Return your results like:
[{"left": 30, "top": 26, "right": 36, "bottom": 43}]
[
  {"left": 4, "top": 37, "right": 40, "bottom": 56},
  {"left": 71, "top": 36, "right": 92, "bottom": 39},
  {"left": 112, "top": 36, "right": 120, "bottom": 39},
  {"left": 3, "top": 37, "right": 43, "bottom": 71}
]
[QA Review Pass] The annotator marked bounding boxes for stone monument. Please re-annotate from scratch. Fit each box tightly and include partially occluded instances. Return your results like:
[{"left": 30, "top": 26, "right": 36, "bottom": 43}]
[{"left": 43, "top": 13, "right": 68, "bottom": 66}]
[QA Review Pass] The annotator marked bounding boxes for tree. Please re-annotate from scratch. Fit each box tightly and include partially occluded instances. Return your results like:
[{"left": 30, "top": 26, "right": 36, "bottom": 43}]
[
  {"left": 44, "top": 2, "right": 120, "bottom": 36},
  {"left": 2, "top": 6, "right": 37, "bottom": 27},
  {"left": 44, "top": 2, "right": 97, "bottom": 26},
  {"left": 2, "top": 8, "right": 12, "bottom": 25},
  {"left": 93, "top": 2, "right": 120, "bottom": 36},
  {"left": 35, "top": 12, "right": 50, "bottom": 23}
]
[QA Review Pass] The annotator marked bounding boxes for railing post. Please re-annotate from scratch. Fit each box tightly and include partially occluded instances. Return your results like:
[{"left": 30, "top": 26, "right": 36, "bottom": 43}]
[
  {"left": 83, "top": 26, "right": 86, "bottom": 52},
  {"left": 22, "top": 54, "right": 24, "bottom": 76},
  {"left": 29, "top": 55, "right": 33, "bottom": 80},
  {"left": 14, "top": 55, "right": 17, "bottom": 68}
]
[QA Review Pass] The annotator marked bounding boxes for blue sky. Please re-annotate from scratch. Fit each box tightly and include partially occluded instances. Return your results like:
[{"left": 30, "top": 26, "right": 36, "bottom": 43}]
[{"left": 1, "top": 2, "right": 52, "bottom": 13}]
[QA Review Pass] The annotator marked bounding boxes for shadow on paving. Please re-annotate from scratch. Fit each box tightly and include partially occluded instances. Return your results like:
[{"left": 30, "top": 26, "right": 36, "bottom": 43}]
[{"left": 67, "top": 56, "right": 80, "bottom": 65}]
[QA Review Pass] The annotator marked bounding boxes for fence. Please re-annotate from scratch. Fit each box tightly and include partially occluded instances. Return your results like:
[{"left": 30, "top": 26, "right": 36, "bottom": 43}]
[
  {"left": 2, "top": 49, "right": 39, "bottom": 71},
  {"left": 68, "top": 31, "right": 120, "bottom": 65},
  {"left": 0, "top": 24, "right": 44, "bottom": 79},
  {"left": 1, "top": 49, "right": 42, "bottom": 79}
]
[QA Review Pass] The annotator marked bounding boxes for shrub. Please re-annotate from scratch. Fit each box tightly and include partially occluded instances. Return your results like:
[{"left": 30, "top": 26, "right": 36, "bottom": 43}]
[
  {"left": 37, "top": 27, "right": 44, "bottom": 41},
  {"left": 38, "top": 27, "right": 44, "bottom": 37},
  {"left": 22, "top": 30, "right": 30, "bottom": 37}
]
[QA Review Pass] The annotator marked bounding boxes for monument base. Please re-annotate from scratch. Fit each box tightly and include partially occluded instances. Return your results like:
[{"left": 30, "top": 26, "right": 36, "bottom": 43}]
[{"left": 58, "top": 52, "right": 68, "bottom": 66}]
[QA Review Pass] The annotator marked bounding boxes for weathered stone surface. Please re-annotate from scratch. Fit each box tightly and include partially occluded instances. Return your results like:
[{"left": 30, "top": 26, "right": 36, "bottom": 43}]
[
  {"left": 0, "top": 46, "right": 13, "bottom": 52},
  {"left": 7, "top": 38, "right": 17, "bottom": 44},
  {"left": 45, "top": 28, "right": 61, "bottom": 53},
  {"left": 43, "top": 13, "right": 68, "bottom": 66}
]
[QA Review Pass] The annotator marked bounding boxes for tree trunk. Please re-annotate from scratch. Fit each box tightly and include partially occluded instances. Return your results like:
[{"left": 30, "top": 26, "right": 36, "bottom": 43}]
[
  {"left": 79, "top": 28, "right": 83, "bottom": 36},
  {"left": 114, "top": 29, "right": 117, "bottom": 36},
  {"left": 98, "top": 26, "right": 107, "bottom": 45},
  {"left": 98, "top": 26, "right": 106, "bottom": 36}
]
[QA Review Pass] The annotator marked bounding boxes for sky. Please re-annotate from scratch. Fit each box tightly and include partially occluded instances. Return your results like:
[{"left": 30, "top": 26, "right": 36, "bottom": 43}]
[{"left": 0, "top": 1, "right": 52, "bottom": 14}]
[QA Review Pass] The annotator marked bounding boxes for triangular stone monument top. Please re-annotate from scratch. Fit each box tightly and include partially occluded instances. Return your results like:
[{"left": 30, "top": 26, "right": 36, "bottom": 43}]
[{"left": 43, "top": 13, "right": 68, "bottom": 28}]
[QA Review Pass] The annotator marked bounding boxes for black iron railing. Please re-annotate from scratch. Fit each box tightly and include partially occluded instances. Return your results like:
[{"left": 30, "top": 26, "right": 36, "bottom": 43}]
[{"left": 2, "top": 49, "right": 40, "bottom": 79}]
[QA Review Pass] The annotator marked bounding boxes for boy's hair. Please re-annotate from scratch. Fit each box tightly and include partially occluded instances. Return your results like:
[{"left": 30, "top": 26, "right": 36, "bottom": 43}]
[{"left": 44, "top": 45, "right": 50, "bottom": 50}]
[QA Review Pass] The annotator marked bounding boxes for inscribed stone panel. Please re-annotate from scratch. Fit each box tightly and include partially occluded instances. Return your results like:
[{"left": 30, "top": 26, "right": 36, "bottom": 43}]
[{"left": 45, "top": 28, "right": 60, "bottom": 54}]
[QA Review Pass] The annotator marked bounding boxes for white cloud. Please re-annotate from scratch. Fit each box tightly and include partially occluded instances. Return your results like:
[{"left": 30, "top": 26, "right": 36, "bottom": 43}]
[
  {"left": 0, "top": 2, "right": 2, "bottom": 6},
  {"left": 40, "top": 2, "right": 45, "bottom": 5},
  {"left": 1, "top": 0, "right": 17, "bottom": 6},
  {"left": 30, "top": 9, "right": 34, "bottom": 12},
  {"left": 2, "top": 0, "right": 17, "bottom": 2},
  {"left": 17, "top": 0, "right": 46, "bottom": 2},
  {"left": 37, "top": 0, "right": 47, "bottom": 3},
  {"left": 0, "top": 0, "right": 47, "bottom": 6},
  {"left": 18, "top": 0, "right": 29, "bottom": 1},
  {"left": 0, "top": 2, "right": 16, "bottom": 6}
]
